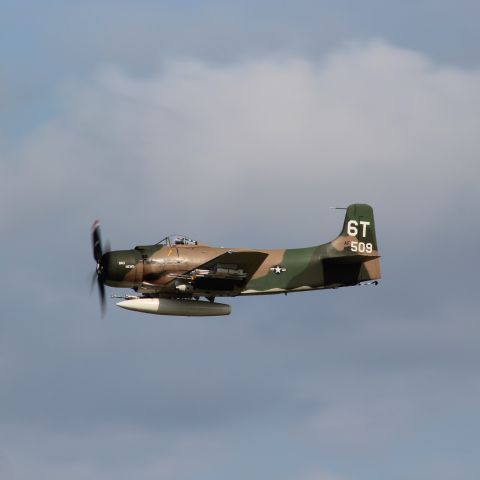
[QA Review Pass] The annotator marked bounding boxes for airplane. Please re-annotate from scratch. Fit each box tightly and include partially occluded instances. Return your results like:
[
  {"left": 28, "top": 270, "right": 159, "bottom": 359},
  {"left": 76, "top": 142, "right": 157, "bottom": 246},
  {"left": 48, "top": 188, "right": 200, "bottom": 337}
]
[{"left": 91, "top": 203, "right": 381, "bottom": 316}]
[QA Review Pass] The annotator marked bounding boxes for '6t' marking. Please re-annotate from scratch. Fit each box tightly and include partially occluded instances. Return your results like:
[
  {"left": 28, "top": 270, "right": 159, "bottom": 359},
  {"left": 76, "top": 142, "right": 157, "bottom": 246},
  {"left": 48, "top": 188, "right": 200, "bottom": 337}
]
[{"left": 347, "top": 220, "right": 370, "bottom": 238}]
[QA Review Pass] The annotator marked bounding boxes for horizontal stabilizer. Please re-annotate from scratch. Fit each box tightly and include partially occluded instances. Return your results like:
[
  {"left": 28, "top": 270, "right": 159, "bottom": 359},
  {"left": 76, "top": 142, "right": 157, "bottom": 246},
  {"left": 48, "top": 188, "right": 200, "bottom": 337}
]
[{"left": 324, "top": 254, "right": 380, "bottom": 265}]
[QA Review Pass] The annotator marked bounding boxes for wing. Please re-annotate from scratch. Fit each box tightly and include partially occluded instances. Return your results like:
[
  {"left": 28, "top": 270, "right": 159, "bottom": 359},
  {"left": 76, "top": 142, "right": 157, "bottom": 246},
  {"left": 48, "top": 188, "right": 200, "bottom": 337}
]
[{"left": 178, "top": 251, "right": 269, "bottom": 292}]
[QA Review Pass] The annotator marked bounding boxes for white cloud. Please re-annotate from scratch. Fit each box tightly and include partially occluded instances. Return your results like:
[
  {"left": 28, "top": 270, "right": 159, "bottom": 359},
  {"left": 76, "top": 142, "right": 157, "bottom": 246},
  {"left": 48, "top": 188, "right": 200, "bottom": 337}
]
[{"left": 3, "top": 41, "right": 479, "bottom": 247}]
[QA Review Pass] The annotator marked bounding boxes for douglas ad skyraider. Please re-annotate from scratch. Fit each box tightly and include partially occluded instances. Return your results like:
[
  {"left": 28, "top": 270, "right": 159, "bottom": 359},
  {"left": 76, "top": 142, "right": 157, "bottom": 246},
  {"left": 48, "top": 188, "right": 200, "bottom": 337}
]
[{"left": 91, "top": 203, "right": 381, "bottom": 316}]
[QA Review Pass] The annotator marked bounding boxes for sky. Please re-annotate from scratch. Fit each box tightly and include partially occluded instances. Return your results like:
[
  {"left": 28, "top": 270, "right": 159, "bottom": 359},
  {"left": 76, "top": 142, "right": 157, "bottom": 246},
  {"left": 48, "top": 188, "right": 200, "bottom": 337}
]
[{"left": 1, "top": 1, "right": 480, "bottom": 479}]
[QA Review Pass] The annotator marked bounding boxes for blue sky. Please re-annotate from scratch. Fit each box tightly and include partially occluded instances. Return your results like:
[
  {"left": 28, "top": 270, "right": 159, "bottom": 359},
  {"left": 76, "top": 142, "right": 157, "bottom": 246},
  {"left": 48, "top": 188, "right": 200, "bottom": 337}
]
[{"left": 1, "top": 1, "right": 480, "bottom": 479}]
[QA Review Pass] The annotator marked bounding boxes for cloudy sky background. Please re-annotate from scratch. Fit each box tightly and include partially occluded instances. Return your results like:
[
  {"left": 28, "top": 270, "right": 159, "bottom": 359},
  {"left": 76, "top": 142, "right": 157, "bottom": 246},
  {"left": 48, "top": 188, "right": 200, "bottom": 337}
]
[{"left": 2, "top": 1, "right": 480, "bottom": 479}]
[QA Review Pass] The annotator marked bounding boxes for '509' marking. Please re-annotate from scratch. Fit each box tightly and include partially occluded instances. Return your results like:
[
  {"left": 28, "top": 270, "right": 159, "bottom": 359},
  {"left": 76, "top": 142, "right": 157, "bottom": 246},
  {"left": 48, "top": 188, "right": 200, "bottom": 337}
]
[{"left": 350, "top": 241, "right": 373, "bottom": 253}]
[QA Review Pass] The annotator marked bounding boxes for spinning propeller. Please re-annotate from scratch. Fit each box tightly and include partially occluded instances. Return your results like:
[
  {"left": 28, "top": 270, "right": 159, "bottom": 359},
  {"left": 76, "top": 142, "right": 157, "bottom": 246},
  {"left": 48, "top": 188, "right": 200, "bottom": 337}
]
[{"left": 91, "top": 220, "right": 110, "bottom": 315}]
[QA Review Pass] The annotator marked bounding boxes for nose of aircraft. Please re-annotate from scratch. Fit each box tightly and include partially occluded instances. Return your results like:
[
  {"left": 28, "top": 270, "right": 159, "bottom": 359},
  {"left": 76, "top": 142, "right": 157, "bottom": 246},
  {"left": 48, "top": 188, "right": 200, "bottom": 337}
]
[{"left": 101, "top": 250, "right": 139, "bottom": 286}]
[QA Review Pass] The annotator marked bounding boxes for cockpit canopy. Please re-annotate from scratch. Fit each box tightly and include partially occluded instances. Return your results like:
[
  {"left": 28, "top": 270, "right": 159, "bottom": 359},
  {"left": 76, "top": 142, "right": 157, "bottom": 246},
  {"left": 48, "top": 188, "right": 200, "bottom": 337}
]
[{"left": 156, "top": 234, "right": 198, "bottom": 246}]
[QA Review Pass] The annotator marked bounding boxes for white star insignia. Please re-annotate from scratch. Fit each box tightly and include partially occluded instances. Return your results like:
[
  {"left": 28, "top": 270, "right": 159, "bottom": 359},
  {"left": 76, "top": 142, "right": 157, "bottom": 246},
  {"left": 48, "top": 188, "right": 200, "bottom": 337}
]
[{"left": 270, "top": 265, "right": 287, "bottom": 274}]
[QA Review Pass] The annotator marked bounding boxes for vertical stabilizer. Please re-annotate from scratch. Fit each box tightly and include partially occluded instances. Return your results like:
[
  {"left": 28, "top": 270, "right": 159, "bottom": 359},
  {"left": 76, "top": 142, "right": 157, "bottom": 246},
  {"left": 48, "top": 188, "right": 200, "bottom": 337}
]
[
  {"left": 338, "top": 203, "right": 378, "bottom": 252},
  {"left": 325, "top": 203, "right": 381, "bottom": 284}
]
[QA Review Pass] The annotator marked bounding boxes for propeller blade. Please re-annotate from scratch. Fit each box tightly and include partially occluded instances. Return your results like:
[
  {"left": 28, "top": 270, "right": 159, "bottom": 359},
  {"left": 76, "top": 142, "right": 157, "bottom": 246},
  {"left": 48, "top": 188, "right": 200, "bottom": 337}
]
[
  {"left": 92, "top": 220, "right": 103, "bottom": 262},
  {"left": 98, "top": 276, "right": 106, "bottom": 316},
  {"left": 91, "top": 220, "right": 109, "bottom": 315}
]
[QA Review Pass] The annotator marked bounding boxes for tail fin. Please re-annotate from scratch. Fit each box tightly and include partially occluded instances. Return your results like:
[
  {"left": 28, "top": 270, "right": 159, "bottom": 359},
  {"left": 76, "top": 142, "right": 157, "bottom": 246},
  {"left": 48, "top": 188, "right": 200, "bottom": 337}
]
[
  {"left": 338, "top": 203, "right": 378, "bottom": 253},
  {"left": 325, "top": 203, "right": 381, "bottom": 284}
]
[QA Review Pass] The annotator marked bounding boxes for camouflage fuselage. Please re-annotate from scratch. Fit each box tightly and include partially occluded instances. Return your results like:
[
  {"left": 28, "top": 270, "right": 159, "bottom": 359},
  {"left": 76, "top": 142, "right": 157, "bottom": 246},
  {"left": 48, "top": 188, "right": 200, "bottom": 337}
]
[{"left": 101, "top": 228, "right": 380, "bottom": 299}]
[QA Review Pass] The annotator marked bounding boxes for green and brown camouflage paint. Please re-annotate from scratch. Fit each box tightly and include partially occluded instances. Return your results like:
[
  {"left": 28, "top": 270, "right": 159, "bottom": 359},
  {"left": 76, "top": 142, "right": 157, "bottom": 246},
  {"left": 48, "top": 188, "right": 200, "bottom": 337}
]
[{"left": 99, "top": 204, "right": 381, "bottom": 298}]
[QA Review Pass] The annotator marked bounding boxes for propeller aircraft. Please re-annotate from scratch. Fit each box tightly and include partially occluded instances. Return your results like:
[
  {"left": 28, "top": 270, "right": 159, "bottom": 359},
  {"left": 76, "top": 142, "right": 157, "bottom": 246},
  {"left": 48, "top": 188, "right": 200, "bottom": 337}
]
[{"left": 91, "top": 203, "right": 381, "bottom": 316}]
